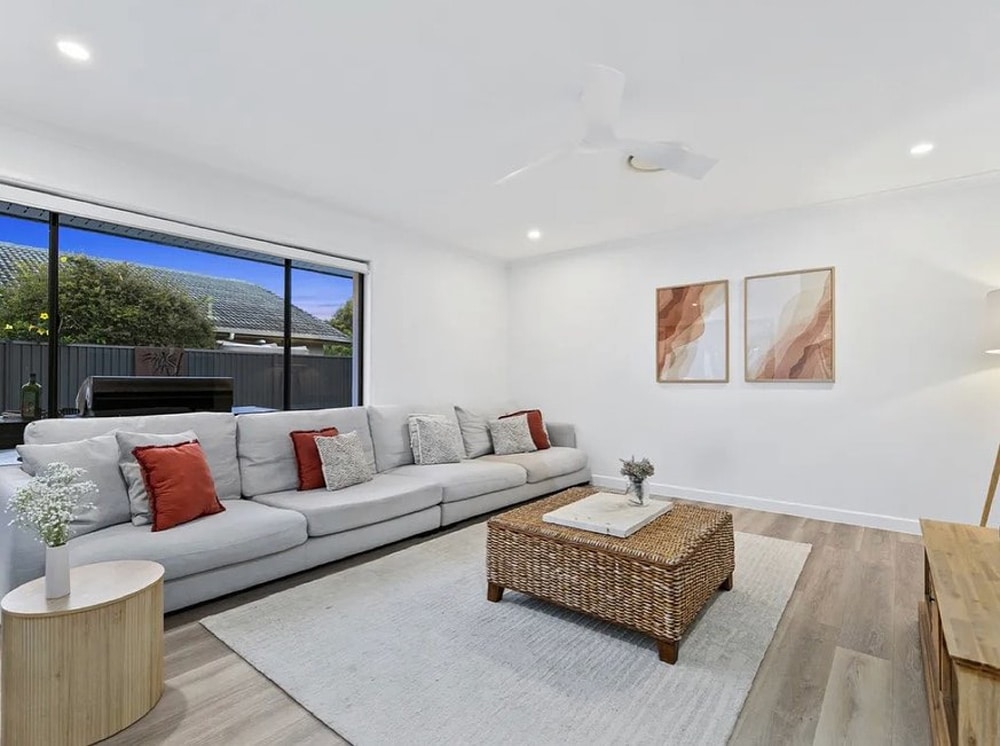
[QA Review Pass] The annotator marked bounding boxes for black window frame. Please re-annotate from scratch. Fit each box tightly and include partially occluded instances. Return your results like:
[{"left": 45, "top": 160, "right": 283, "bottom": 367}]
[{"left": 0, "top": 200, "right": 364, "bottom": 415}]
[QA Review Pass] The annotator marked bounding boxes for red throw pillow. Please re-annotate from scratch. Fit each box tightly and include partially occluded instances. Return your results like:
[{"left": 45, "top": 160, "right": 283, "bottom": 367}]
[
  {"left": 133, "top": 441, "right": 225, "bottom": 532},
  {"left": 290, "top": 427, "right": 340, "bottom": 490},
  {"left": 500, "top": 409, "right": 551, "bottom": 450}
]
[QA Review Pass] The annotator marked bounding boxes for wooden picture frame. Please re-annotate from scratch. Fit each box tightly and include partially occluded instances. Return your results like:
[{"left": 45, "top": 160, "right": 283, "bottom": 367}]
[
  {"left": 656, "top": 280, "right": 729, "bottom": 383},
  {"left": 744, "top": 267, "right": 836, "bottom": 382}
]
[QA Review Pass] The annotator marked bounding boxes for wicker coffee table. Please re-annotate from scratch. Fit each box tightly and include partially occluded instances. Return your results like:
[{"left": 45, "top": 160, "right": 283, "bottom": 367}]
[{"left": 486, "top": 485, "right": 735, "bottom": 664}]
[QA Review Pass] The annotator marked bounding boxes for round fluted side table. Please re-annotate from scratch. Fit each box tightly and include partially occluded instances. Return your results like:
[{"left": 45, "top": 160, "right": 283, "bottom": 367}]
[{"left": 1, "top": 560, "right": 165, "bottom": 746}]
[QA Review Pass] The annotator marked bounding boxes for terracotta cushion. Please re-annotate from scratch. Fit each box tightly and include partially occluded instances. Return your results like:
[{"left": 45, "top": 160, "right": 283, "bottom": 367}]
[
  {"left": 290, "top": 427, "right": 340, "bottom": 490},
  {"left": 500, "top": 409, "right": 551, "bottom": 450},
  {"left": 133, "top": 440, "right": 225, "bottom": 532}
]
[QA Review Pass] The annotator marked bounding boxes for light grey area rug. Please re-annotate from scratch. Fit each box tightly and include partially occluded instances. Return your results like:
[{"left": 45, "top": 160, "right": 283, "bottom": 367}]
[{"left": 202, "top": 524, "right": 810, "bottom": 746}]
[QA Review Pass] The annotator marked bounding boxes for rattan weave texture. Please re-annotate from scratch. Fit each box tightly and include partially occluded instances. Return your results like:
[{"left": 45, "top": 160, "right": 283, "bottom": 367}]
[{"left": 486, "top": 486, "right": 735, "bottom": 643}]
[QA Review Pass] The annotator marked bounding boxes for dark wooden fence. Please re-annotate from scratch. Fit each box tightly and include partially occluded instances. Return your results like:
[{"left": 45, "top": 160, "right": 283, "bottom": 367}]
[{"left": 0, "top": 341, "right": 352, "bottom": 414}]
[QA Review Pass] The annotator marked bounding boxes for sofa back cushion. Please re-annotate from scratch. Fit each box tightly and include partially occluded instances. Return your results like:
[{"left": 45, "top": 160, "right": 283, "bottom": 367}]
[
  {"left": 16, "top": 434, "right": 131, "bottom": 536},
  {"left": 23, "top": 412, "right": 241, "bottom": 500},
  {"left": 367, "top": 404, "right": 458, "bottom": 472},
  {"left": 236, "top": 407, "right": 375, "bottom": 497}
]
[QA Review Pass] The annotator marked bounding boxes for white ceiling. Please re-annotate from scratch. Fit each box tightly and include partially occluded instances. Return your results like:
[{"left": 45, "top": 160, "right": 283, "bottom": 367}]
[{"left": 1, "top": 1, "right": 999, "bottom": 260}]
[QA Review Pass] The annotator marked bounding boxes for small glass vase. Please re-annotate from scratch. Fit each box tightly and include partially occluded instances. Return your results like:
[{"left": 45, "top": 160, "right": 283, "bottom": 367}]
[
  {"left": 45, "top": 544, "right": 70, "bottom": 599},
  {"left": 627, "top": 479, "right": 646, "bottom": 506}
]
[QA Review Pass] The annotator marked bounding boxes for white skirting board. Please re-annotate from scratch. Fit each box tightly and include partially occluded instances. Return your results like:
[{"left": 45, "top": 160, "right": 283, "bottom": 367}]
[{"left": 591, "top": 475, "right": 921, "bottom": 535}]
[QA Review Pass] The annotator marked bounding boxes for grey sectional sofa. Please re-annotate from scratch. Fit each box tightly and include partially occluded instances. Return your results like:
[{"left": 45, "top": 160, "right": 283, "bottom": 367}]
[{"left": 0, "top": 405, "right": 589, "bottom": 611}]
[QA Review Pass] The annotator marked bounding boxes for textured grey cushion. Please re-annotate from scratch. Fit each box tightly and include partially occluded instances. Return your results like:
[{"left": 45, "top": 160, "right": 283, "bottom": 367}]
[
  {"left": 24, "top": 412, "right": 241, "bottom": 500},
  {"left": 116, "top": 430, "right": 198, "bottom": 526},
  {"left": 488, "top": 416, "right": 537, "bottom": 456},
  {"left": 252, "top": 474, "right": 442, "bottom": 537},
  {"left": 388, "top": 460, "right": 526, "bottom": 503},
  {"left": 316, "top": 432, "right": 375, "bottom": 491},
  {"left": 409, "top": 417, "right": 464, "bottom": 465},
  {"left": 407, "top": 414, "right": 447, "bottom": 464},
  {"left": 367, "top": 405, "right": 457, "bottom": 472},
  {"left": 481, "top": 447, "right": 589, "bottom": 484},
  {"left": 66, "top": 499, "right": 307, "bottom": 580},
  {"left": 454, "top": 406, "right": 494, "bottom": 458},
  {"left": 16, "top": 434, "right": 131, "bottom": 536},
  {"left": 236, "top": 407, "right": 376, "bottom": 497}
]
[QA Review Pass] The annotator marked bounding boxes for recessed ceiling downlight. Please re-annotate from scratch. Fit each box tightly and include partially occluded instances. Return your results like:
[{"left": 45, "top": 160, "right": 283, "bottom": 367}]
[
  {"left": 527, "top": 229, "right": 542, "bottom": 241},
  {"left": 57, "top": 39, "right": 91, "bottom": 62},
  {"left": 909, "top": 142, "right": 934, "bottom": 157}
]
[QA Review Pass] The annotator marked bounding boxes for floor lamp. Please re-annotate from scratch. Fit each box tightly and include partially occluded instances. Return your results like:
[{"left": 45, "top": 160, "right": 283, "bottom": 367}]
[
  {"left": 984, "top": 290, "right": 1000, "bottom": 527},
  {"left": 982, "top": 444, "right": 1000, "bottom": 527}
]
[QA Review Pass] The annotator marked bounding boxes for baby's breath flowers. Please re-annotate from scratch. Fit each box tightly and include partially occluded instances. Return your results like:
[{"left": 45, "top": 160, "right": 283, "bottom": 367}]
[{"left": 8, "top": 462, "right": 96, "bottom": 547}]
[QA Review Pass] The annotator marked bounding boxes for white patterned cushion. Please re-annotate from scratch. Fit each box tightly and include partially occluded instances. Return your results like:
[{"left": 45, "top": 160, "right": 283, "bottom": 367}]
[
  {"left": 488, "top": 415, "right": 537, "bottom": 456},
  {"left": 407, "top": 414, "right": 445, "bottom": 463},
  {"left": 410, "top": 418, "right": 464, "bottom": 465},
  {"left": 315, "top": 431, "right": 375, "bottom": 491}
]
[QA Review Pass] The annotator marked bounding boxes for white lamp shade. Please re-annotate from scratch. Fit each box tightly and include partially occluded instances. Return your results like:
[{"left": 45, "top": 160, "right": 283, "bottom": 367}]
[{"left": 988, "top": 289, "right": 1000, "bottom": 354}]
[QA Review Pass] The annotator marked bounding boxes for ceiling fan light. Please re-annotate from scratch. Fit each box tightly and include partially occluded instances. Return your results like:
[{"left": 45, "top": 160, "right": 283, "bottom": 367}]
[{"left": 626, "top": 154, "right": 665, "bottom": 172}]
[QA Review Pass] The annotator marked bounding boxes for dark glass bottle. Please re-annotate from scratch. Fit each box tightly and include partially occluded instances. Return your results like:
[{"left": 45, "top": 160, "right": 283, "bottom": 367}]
[{"left": 20, "top": 372, "right": 42, "bottom": 421}]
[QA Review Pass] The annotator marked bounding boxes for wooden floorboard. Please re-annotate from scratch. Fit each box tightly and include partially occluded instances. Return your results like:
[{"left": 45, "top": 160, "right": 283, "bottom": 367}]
[
  {"left": 891, "top": 540, "right": 929, "bottom": 746},
  {"left": 813, "top": 647, "right": 892, "bottom": 746},
  {"left": 2, "top": 501, "right": 931, "bottom": 745}
]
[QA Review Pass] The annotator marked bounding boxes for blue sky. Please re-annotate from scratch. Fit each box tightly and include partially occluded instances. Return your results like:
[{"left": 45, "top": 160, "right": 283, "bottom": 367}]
[{"left": 0, "top": 214, "right": 353, "bottom": 320}]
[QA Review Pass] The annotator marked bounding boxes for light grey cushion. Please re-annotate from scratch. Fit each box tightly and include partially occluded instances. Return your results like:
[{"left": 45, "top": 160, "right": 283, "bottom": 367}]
[
  {"left": 316, "top": 432, "right": 375, "bottom": 491},
  {"left": 252, "top": 474, "right": 442, "bottom": 537},
  {"left": 236, "top": 407, "right": 376, "bottom": 497},
  {"left": 481, "top": 447, "right": 589, "bottom": 484},
  {"left": 16, "top": 434, "right": 131, "bottom": 536},
  {"left": 24, "top": 412, "right": 241, "bottom": 500},
  {"left": 367, "top": 404, "right": 457, "bottom": 472},
  {"left": 409, "top": 417, "right": 464, "bottom": 465},
  {"left": 388, "top": 460, "right": 526, "bottom": 503},
  {"left": 544, "top": 422, "right": 577, "bottom": 449},
  {"left": 488, "top": 415, "right": 537, "bottom": 456},
  {"left": 116, "top": 430, "right": 198, "bottom": 526},
  {"left": 66, "top": 499, "right": 307, "bottom": 580},
  {"left": 454, "top": 406, "right": 494, "bottom": 458}
]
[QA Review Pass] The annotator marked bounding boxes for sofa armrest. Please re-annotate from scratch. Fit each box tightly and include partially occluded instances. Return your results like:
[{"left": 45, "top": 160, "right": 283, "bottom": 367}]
[
  {"left": 546, "top": 422, "right": 577, "bottom": 449},
  {"left": 0, "top": 466, "right": 45, "bottom": 600}
]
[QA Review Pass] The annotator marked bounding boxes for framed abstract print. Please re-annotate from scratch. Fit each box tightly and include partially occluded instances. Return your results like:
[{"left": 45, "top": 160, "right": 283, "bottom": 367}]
[
  {"left": 744, "top": 267, "right": 835, "bottom": 382},
  {"left": 656, "top": 280, "right": 729, "bottom": 382}
]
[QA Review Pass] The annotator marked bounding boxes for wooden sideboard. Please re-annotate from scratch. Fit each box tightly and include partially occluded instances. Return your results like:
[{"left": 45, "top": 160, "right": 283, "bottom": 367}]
[{"left": 919, "top": 519, "right": 1000, "bottom": 745}]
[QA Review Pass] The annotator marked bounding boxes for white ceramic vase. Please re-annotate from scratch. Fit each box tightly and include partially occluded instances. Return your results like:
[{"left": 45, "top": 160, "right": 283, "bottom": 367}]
[{"left": 45, "top": 543, "right": 70, "bottom": 599}]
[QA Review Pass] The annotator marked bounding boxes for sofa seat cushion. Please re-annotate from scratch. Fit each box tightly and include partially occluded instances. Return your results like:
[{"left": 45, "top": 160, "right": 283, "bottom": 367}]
[
  {"left": 479, "top": 447, "right": 588, "bottom": 484},
  {"left": 253, "top": 474, "right": 442, "bottom": 537},
  {"left": 388, "top": 461, "right": 527, "bottom": 503},
  {"left": 67, "top": 500, "right": 307, "bottom": 580}
]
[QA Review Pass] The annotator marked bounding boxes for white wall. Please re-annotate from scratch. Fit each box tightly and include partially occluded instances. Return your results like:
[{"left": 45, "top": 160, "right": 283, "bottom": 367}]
[
  {"left": 508, "top": 177, "right": 1000, "bottom": 532},
  {"left": 0, "top": 119, "right": 508, "bottom": 407}
]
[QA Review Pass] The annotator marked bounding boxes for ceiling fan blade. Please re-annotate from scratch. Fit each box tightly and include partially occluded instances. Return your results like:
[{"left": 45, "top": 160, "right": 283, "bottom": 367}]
[
  {"left": 580, "top": 64, "right": 625, "bottom": 147},
  {"left": 623, "top": 140, "right": 719, "bottom": 179},
  {"left": 494, "top": 146, "right": 575, "bottom": 185}
]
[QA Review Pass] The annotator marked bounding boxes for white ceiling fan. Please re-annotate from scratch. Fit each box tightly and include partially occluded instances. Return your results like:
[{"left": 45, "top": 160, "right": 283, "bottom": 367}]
[{"left": 496, "top": 64, "right": 718, "bottom": 185}]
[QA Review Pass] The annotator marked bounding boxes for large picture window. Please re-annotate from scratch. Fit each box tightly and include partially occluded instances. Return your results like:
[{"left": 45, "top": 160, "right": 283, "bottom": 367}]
[
  {"left": 0, "top": 200, "right": 362, "bottom": 417},
  {"left": 289, "top": 262, "right": 357, "bottom": 409},
  {"left": 0, "top": 209, "right": 50, "bottom": 416}
]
